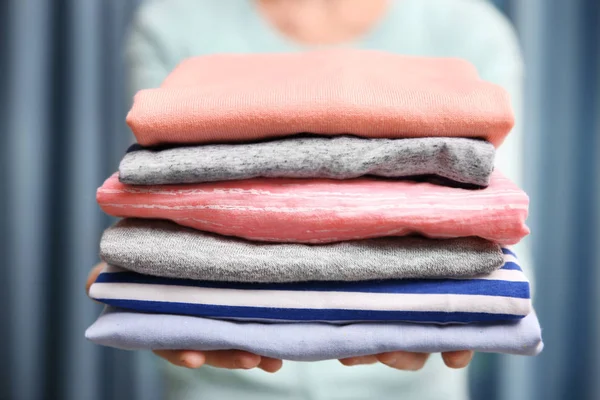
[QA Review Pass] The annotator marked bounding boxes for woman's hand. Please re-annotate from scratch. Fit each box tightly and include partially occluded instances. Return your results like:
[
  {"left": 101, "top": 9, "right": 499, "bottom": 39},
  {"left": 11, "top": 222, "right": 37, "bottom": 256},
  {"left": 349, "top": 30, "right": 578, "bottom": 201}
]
[
  {"left": 87, "top": 263, "right": 283, "bottom": 372},
  {"left": 339, "top": 350, "right": 474, "bottom": 370},
  {"left": 87, "top": 263, "right": 473, "bottom": 372}
]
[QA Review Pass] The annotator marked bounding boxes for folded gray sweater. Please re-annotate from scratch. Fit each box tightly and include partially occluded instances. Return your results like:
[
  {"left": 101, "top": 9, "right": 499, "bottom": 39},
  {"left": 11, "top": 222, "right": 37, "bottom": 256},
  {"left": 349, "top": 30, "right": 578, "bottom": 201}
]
[
  {"left": 100, "top": 219, "right": 504, "bottom": 282},
  {"left": 119, "top": 136, "right": 495, "bottom": 187}
]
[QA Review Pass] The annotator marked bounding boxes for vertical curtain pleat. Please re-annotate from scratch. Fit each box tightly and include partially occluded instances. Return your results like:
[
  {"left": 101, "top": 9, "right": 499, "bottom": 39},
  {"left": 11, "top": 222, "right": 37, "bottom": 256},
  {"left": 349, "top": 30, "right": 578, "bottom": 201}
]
[
  {"left": 0, "top": 0, "right": 11, "bottom": 397},
  {"left": 59, "top": 0, "right": 104, "bottom": 398},
  {"left": 6, "top": 1, "right": 52, "bottom": 399},
  {"left": 594, "top": 25, "right": 600, "bottom": 400}
]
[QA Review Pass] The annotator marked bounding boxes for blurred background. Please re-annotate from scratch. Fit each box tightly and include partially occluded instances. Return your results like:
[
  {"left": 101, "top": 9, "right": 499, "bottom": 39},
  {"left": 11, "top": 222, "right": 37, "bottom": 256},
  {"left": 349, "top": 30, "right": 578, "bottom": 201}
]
[{"left": 0, "top": 1, "right": 598, "bottom": 399}]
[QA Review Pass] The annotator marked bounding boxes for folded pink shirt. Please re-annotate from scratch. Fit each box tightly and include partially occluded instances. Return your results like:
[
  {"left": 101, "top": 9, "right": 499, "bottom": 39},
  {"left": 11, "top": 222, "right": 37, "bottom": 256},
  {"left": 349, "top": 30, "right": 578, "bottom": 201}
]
[
  {"left": 127, "top": 50, "right": 514, "bottom": 147},
  {"left": 97, "top": 171, "right": 529, "bottom": 244}
]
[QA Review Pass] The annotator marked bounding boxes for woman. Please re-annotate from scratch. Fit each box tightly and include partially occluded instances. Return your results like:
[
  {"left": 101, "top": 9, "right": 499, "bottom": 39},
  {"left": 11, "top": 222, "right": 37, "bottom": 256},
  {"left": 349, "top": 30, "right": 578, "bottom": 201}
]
[{"left": 88, "top": 0, "right": 527, "bottom": 398}]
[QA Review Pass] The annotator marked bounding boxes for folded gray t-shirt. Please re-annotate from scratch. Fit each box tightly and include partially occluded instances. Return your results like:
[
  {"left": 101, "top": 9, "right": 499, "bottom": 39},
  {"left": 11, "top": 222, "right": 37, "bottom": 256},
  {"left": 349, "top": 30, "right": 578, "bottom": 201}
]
[
  {"left": 100, "top": 219, "right": 504, "bottom": 282},
  {"left": 119, "top": 136, "right": 495, "bottom": 187},
  {"left": 85, "top": 307, "right": 544, "bottom": 360}
]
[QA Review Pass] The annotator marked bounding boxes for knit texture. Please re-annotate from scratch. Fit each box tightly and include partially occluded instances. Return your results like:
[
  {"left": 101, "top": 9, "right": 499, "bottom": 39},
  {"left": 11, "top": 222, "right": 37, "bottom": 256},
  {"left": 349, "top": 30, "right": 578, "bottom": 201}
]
[
  {"left": 85, "top": 307, "right": 543, "bottom": 359},
  {"left": 97, "top": 170, "right": 530, "bottom": 244},
  {"left": 89, "top": 249, "right": 530, "bottom": 324},
  {"left": 126, "top": 50, "right": 514, "bottom": 147},
  {"left": 119, "top": 136, "right": 496, "bottom": 187},
  {"left": 101, "top": 219, "right": 504, "bottom": 282}
]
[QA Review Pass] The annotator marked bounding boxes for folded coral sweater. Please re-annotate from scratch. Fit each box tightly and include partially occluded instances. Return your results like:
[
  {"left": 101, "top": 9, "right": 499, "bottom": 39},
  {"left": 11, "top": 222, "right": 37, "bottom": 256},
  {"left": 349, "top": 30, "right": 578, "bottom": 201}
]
[
  {"left": 119, "top": 136, "right": 495, "bottom": 188},
  {"left": 97, "top": 170, "right": 529, "bottom": 244},
  {"left": 89, "top": 248, "right": 530, "bottom": 324},
  {"left": 126, "top": 50, "right": 514, "bottom": 147},
  {"left": 86, "top": 307, "right": 544, "bottom": 359}
]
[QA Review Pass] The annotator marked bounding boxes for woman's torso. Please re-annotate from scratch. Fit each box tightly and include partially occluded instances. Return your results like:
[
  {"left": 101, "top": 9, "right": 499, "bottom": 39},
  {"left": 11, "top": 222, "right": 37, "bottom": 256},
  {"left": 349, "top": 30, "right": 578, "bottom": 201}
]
[{"left": 127, "top": 1, "right": 524, "bottom": 399}]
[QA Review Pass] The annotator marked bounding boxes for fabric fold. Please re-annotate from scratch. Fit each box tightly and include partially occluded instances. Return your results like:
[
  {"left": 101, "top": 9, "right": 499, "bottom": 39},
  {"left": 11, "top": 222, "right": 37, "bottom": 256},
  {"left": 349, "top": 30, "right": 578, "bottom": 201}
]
[
  {"left": 85, "top": 307, "right": 544, "bottom": 360},
  {"left": 89, "top": 248, "right": 530, "bottom": 324},
  {"left": 119, "top": 136, "right": 496, "bottom": 187},
  {"left": 97, "top": 170, "right": 529, "bottom": 244},
  {"left": 126, "top": 50, "right": 514, "bottom": 147},
  {"left": 100, "top": 219, "right": 505, "bottom": 282}
]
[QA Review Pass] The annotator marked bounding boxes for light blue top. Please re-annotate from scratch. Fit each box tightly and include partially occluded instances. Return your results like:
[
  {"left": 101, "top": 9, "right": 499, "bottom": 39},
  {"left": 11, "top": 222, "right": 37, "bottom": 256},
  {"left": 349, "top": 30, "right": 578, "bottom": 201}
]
[{"left": 125, "top": 1, "right": 525, "bottom": 399}]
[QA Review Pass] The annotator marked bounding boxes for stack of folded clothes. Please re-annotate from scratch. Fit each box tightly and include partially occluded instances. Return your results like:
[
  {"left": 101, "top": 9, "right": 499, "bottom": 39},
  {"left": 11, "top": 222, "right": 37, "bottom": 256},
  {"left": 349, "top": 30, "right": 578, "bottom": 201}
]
[{"left": 86, "top": 49, "right": 543, "bottom": 361}]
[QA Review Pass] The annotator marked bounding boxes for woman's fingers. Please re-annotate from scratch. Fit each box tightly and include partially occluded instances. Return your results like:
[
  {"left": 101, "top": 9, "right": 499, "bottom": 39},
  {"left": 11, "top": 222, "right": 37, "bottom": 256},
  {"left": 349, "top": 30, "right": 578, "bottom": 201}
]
[
  {"left": 86, "top": 263, "right": 106, "bottom": 295},
  {"left": 376, "top": 351, "right": 430, "bottom": 371},
  {"left": 153, "top": 350, "right": 206, "bottom": 369},
  {"left": 153, "top": 349, "right": 474, "bottom": 371},
  {"left": 96, "top": 263, "right": 283, "bottom": 373},
  {"left": 203, "top": 350, "right": 262, "bottom": 369},
  {"left": 339, "top": 355, "right": 379, "bottom": 366},
  {"left": 100, "top": 261, "right": 471, "bottom": 374},
  {"left": 441, "top": 350, "right": 474, "bottom": 369},
  {"left": 257, "top": 356, "right": 284, "bottom": 373},
  {"left": 153, "top": 349, "right": 284, "bottom": 371},
  {"left": 340, "top": 352, "right": 430, "bottom": 370}
]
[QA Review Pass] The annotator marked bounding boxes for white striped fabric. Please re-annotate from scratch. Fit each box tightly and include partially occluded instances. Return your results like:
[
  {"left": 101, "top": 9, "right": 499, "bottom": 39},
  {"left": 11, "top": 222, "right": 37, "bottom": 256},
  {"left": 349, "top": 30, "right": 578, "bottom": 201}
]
[{"left": 89, "top": 249, "right": 532, "bottom": 324}]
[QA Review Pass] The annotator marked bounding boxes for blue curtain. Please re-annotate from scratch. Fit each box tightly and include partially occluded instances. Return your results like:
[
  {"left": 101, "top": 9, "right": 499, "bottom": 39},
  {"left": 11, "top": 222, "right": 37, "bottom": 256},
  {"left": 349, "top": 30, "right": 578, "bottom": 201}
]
[
  {"left": 0, "top": 1, "right": 162, "bottom": 400},
  {"left": 1, "top": 1, "right": 599, "bottom": 400},
  {"left": 491, "top": 1, "right": 600, "bottom": 400},
  {"left": 516, "top": 1, "right": 600, "bottom": 399}
]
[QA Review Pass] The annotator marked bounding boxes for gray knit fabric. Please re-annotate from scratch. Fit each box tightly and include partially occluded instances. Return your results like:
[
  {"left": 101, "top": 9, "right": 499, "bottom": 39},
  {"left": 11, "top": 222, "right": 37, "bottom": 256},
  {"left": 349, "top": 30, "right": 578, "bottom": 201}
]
[
  {"left": 100, "top": 219, "right": 504, "bottom": 282},
  {"left": 119, "top": 136, "right": 495, "bottom": 187}
]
